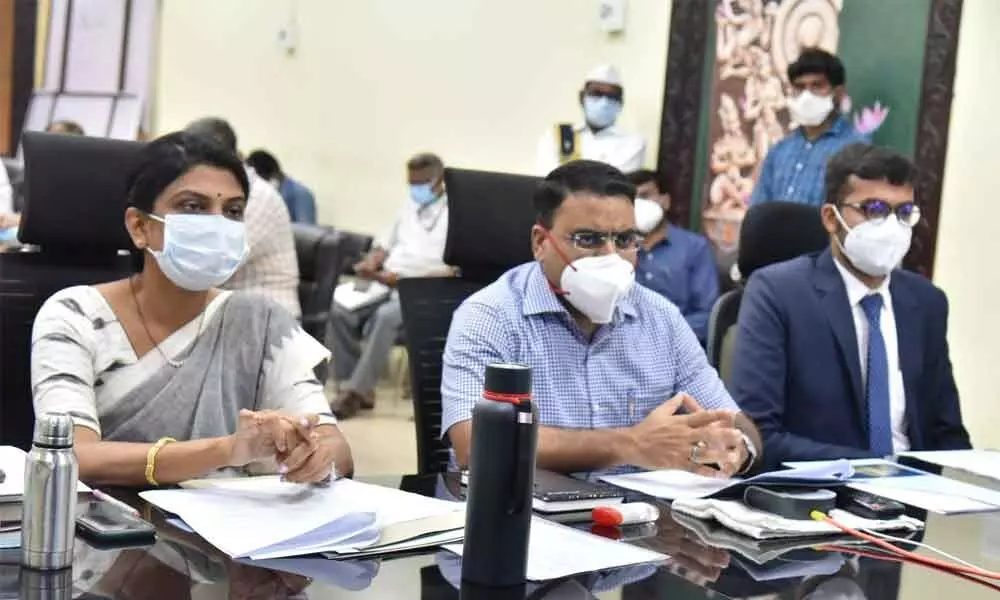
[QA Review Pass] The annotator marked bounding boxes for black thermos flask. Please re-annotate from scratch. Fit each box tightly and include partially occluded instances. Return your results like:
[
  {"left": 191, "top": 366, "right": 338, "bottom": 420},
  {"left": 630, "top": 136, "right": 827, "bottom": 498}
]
[{"left": 461, "top": 363, "right": 538, "bottom": 588}]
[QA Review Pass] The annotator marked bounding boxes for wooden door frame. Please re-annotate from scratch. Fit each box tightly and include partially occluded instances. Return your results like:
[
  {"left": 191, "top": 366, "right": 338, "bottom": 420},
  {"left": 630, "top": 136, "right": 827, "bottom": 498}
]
[{"left": 655, "top": 0, "right": 964, "bottom": 277}]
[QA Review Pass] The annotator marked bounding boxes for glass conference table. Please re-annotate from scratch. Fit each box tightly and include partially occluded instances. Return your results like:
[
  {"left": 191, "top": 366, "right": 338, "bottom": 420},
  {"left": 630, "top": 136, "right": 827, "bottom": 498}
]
[{"left": 3, "top": 462, "right": 999, "bottom": 599}]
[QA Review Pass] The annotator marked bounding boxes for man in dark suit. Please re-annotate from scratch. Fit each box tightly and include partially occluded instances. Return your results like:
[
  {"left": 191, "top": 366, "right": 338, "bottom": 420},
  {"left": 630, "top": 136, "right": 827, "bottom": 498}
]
[{"left": 731, "top": 143, "right": 971, "bottom": 469}]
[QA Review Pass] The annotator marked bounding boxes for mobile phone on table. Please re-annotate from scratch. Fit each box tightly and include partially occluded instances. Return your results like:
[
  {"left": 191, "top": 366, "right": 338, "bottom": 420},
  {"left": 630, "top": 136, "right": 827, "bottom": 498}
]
[{"left": 76, "top": 501, "right": 156, "bottom": 544}]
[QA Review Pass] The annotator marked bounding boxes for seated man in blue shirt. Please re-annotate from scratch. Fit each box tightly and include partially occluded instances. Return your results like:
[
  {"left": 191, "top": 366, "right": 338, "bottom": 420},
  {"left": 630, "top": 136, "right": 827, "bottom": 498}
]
[
  {"left": 732, "top": 144, "right": 971, "bottom": 470},
  {"left": 750, "top": 48, "right": 868, "bottom": 207},
  {"left": 629, "top": 170, "right": 719, "bottom": 345},
  {"left": 246, "top": 149, "right": 318, "bottom": 224},
  {"left": 441, "top": 160, "right": 762, "bottom": 474}
]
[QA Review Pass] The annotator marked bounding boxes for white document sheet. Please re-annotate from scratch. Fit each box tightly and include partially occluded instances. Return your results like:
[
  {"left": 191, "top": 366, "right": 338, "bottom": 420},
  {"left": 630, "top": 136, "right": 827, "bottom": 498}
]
[
  {"left": 144, "top": 477, "right": 464, "bottom": 559},
  {"left": 443, "top": 517, "right": 666, "bottom": 582},
  {"left": 0, "top": 446, "right": 91, "bottom": 503},
  {"left": 600, "top": 459, "right": 854, "bottom": 500},
  {"left": 333, "top": 281, "right": 391, "bottom": 311},
  {"left": 901, "top": 450, "right": 1000, "bottom": 483}
]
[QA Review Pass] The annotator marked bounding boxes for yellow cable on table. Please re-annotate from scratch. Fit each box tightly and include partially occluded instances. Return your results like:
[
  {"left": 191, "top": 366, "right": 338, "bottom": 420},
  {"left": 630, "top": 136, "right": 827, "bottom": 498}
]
[{"left": 145, "top": 437, "right": 176, "bottom": 486}]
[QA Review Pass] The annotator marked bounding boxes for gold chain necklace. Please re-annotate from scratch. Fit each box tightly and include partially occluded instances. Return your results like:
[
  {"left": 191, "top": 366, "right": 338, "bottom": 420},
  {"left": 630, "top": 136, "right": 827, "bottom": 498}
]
[{"left": 129, "top": 276, "right": 207, "bottom": 368}]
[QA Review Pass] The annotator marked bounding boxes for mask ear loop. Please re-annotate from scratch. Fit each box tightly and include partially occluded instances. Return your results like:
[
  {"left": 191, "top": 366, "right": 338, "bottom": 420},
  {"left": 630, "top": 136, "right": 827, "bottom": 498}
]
[{"left": 538, "top": 224, "right": 576, "bottom": 296}]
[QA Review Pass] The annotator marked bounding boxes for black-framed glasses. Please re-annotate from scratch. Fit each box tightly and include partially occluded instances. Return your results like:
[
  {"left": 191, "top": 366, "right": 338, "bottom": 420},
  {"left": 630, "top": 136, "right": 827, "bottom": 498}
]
[
  {"left": 565, "top": 229, "right": 644, "bottom": 251},
  {"left": 843, "top": 199, "right": 921, "bottom": 227}
]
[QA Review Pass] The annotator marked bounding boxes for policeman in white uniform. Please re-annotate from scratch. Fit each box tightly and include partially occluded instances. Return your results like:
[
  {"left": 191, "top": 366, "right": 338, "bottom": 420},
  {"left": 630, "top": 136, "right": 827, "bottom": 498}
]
[{"left": 535, "top": 64, "right": 647, "bottom": 175}]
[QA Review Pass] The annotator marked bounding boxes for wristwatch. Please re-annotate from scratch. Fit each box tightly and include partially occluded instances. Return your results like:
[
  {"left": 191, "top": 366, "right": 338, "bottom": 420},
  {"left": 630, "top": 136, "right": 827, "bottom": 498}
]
[{"left": 737, "top": 432, "right": 758, "bottom": 475}]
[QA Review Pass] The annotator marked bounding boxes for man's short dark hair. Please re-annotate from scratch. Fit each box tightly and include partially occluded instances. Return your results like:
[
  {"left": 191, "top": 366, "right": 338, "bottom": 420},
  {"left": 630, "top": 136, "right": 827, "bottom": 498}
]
[
  {"left": 534, "top": 160, "right": 635, "bottom": 229},
  {"left": 406, "top": 152, "right": 444, "bottom": 175},
  {"left": 787, "top": 48, "right": 846, "bottom": 87},
  {"left": 185, "top": 117, "right": 238, "bottom": 153},
  {"left": 246, "top": 149, "right": 282, "bottom": 180},
  {"left": 824, "top": 143, "right": 917, "bottom": 206},
  {"left": 626, "top": 169, "right": 658, "bottom": 188}
]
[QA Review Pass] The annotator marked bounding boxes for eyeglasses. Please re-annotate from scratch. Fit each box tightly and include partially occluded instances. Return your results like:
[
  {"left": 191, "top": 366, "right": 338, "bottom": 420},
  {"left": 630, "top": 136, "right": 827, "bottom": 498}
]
[
  {"left": 843, "top": 199, "right": 921, "bottom": 227},
  {"left": 564, "top": 229, "right": 644, "bottom": 251}
]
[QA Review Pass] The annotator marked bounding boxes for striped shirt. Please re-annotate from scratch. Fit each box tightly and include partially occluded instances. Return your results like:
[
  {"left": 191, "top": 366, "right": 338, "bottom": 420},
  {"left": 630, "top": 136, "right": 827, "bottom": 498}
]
[
  {"left": 222, "top": 170, "right": 301, "bottom": 319},
  {"left": 440, "top": 262, "right": 737, "bottom": 437},
  {"left": 750, "top": 116, "right": 870, "bottom": 207}
]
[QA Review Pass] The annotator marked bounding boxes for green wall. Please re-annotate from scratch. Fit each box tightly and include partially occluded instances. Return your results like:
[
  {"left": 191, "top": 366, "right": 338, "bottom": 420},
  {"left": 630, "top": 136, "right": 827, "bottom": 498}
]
[{"left": 837, "top": 0, "right": 931, "bottom": 157}]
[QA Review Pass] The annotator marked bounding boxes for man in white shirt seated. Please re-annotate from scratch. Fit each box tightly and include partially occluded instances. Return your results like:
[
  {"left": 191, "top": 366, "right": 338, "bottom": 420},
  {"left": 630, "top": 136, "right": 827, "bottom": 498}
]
[
  {"left": 329, "top": 153, "right": 453, "bottom": 418},
  {"left": 535, "top": 64, "right": 647, "bottom": 175}
]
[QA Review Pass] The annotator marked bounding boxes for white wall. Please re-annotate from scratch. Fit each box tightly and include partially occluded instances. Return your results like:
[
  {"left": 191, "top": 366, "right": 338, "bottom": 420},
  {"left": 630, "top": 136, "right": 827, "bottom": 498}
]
[
  {"left": 153, "top": 0, "right": 671, "bottom": 234},
  {"left": 933, "top": 0, "right": 1000, "bottom": 449}
]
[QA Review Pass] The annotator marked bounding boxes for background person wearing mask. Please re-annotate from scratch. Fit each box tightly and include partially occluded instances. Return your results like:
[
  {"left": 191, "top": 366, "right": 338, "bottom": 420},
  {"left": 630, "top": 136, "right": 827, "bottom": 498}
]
[
  {"left": 329, "top": 153, "right": 453, "bottom": 418},
  {"left": 629, "top": 169, "right": 719, "bottom": 346},
  {"left": 441, "top": 160, "right": 760, "bottom": 474},
  {"left": 732, "top": 144, "right": 971, "bottom": 470},
  {"left": 185, "top": 118, "right": 302, "bottom": 319},
  {"left": 750, "top": 48, "right": 868, "bottom": 206},
  {"left": 246, "top": 149, "right": 318, "bottom": 225},
  {"left": 535, "top": 65, "right": 647, "bottom": 175}
]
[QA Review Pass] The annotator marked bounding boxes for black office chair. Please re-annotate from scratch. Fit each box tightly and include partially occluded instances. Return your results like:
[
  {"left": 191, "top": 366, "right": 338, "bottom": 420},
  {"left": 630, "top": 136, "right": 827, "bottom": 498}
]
[
  {"left": 706, "top": 202, "right": 829, "bottom": 380},
  {"left": 292, "top": 223, "right": 341, "bottom": 381},
  {"left": 335, "top": 230, "right": 374, "bottom": 277},
  {"left": 0, "top": 133, "right": 141, "bottom": 449},
  {"left": 398, "top": 277, "right": 486, "bottom": 475},
  {"left": 398, "top": 167, "right": 541, "bottom": 474}
]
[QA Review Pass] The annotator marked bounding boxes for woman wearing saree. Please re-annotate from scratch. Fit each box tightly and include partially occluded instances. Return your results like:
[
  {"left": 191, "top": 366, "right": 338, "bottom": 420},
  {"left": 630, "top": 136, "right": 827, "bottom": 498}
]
[{"left": 30, "top": 131, "right": 352, "bottom": 486}]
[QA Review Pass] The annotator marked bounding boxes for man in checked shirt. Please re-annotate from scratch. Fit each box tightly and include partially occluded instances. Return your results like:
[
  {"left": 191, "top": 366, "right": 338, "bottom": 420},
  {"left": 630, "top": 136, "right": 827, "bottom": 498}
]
[{"left": 441, "top": 160, "right": 762, "bottom": 475}]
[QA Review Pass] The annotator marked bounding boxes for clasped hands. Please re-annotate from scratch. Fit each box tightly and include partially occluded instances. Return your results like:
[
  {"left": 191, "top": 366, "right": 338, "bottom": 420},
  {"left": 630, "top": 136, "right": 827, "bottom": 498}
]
[
  {"left": 626, "top": 393, "right": 749, "bottom": 477},
  {"left": 228, "top": 409, "right": 337, "bottom": 483},
  {"left": 353, "top": 257, "right": 398, "bottom": 288}
]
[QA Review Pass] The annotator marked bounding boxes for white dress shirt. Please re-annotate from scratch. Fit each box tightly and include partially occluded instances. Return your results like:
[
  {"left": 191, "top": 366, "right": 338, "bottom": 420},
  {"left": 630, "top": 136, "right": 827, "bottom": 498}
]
[
  {"left": 833, "top": 258, "right": 910, "bottom": 452},
  {"left": 535, "top": 124, "right": 646, "bottom": 175},
  {"left": 379, "top": 195, "right": 450, "bottom": 278}
]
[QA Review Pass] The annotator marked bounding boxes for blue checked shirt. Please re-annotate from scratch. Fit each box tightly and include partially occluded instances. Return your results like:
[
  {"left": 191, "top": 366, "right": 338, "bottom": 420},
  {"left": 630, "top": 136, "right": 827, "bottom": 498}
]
[
  {"left": 750, "top": 116, "right": 870, "bottom": 207},
  {"left": 440, "top": 262, "right": 737, "bottom": 439},
  {"left": 635, "top": 226, "right": 719, "bottom": 346}
]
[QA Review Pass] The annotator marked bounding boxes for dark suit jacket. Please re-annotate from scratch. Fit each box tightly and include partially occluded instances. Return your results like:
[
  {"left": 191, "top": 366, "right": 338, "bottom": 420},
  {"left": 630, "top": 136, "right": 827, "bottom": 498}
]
[{"left": 731, "top": 248, "right": 971, "bottom": 470}]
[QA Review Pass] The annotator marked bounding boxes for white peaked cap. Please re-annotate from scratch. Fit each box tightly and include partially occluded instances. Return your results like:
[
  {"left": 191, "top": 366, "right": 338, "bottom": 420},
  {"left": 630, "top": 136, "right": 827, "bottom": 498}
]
[{"left": 584, "top": 64, "right": 622, "bottom": 87}]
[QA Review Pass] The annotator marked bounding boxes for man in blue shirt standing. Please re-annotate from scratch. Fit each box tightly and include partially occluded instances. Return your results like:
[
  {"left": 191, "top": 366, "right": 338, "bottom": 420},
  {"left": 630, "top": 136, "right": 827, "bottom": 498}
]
[
  {"left": 247, "top": 149, "right": 318, "bottom": 224},
  {"left": 441, "top": 160, "right": 761, "bottom": 474},
  {"left": 750, "top": 49, "right": 868, "bottom": 207},
  {"left": 629, "top": 170, "right": 719, "bottom": 345}
]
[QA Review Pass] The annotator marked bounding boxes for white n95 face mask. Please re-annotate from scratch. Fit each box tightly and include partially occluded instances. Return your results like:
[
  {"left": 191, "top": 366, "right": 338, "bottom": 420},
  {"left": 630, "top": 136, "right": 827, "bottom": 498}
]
[
  {"left": 788, "top": 91, "right": 834, "bottom": 127},
  {"left": 834, "top": 208, "right": 912, "bottom": 277},
  {"left": 148, "top": 213, "right": 249, "bottom": 291},
  {"left": 633, "top": 197, "right": 665, "bottom": 235},
  {"left": 560, "top": 254, "right": 635, "bottom": 324}
]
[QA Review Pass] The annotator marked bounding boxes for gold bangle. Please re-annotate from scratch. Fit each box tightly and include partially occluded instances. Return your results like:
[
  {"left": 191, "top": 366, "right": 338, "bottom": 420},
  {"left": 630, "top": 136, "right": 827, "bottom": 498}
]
[{"left": 145, "top": 437, "right": 176, "bottom": 486}]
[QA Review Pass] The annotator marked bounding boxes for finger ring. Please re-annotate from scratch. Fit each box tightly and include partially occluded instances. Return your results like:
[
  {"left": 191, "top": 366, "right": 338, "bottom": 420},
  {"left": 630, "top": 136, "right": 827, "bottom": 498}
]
[{"left": 690, "top": 441, "right": 707, "bottom": 463}]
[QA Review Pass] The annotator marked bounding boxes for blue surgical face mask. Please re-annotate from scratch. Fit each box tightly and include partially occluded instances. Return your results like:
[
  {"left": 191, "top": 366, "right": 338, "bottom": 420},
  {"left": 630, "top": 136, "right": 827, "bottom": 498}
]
[
  {"left": 583, "top": 95, "right": 622, "bottom": 129},
  {"left": 410, "top": 182, "right": 439, "bottom": 207},
  {"left": 147, "top": 213, "right": 248, "bottom": 291}
]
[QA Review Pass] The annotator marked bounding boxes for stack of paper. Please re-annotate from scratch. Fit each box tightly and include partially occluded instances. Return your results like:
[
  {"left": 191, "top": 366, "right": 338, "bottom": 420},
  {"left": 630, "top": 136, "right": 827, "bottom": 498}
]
[
  {"left": 785, "top": 458, "right": 1000, "bottom": 515},
  {"left": 0, "top": 446, "right": 91, "bottom": 502},
  {"left": 901, "top": 449, "right": 1000, "bottom": 482},
  {"left": 333, "top": 281, "right": 391, "bottom": 312},
  {"left": 442, "top": 517, "right": 666, "bottom": 581},
  {"left": 142, "top": 477, "right": 465, "bottom": 559},
  {"left": 599, "top": 459, "right": 854, "bottom": 500}
]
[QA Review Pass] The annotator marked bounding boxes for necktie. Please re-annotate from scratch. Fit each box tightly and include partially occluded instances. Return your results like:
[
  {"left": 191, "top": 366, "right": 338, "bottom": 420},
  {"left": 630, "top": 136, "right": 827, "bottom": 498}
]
[{"left": 860, "top": 294, "right": 893, "bottom": 456}]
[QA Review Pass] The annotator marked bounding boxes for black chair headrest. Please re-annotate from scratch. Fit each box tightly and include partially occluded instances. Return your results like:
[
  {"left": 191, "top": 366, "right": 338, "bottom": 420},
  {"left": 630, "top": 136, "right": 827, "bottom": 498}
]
[
  {"left": 291, "top": 223, "right": 335, "bottom": 278},
  {"left": 737, "top": 202, "right": 829, "bottom": 279},
  {"left": 443, "top": 167, "right": 541, "bottom": 281},
  {"left": 20, "top": 132, "right": 143, "bottom": 251}
]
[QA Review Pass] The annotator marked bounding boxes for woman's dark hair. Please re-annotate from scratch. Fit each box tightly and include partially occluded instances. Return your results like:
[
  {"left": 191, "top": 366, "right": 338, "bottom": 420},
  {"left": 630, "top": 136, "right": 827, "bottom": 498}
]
[
  {"left": 534, "top": 159, "right": 635, "bottom": 229},
  {"left": 126, "top": 131, "right": 250, "bottom": 213},
  {"left": 126, "top": 131, "right": 250, "bottom": 271},
  {"left": 787, "top": 48, "right": 846, "bottom": 87}
]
